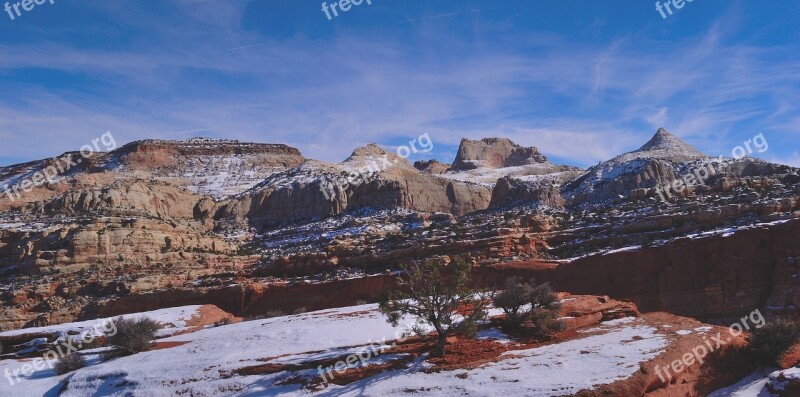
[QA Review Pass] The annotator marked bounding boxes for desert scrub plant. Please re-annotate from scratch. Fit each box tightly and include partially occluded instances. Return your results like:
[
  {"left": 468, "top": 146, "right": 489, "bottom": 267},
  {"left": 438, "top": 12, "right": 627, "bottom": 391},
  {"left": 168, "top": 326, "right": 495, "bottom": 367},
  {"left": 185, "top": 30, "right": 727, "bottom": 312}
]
[
  {"left": 104, "top": 317, "right": 160, "bottom": 359},
  {"left": 748, "top": 320, "right": 800, "bottom": 365},
  {"left": 379, "top": 257, "right": 488, "bottom": 357},
  {"left": 77, "top": 336, "right": 105, "bottom": 351},
  {"left": 246, "top": 310, "right": 285, "bottom": 321},
  {"left": 458, "top": 317, "right": 479, "bottom": 340},
  {"left": 54, "top": 353, "right": 86, "bottom": 375},
  {"left": 293, "top": 307, "right": 308, "bottom": 315},
  {"left": 493, "top": 277, "right": 562, "bottom": 338}
]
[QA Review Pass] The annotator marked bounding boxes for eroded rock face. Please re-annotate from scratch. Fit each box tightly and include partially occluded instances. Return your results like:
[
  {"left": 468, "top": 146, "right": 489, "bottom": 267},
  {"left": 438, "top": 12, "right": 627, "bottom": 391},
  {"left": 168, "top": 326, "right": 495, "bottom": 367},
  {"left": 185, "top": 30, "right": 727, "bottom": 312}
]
[
  {"left": 563, "top": 129, "right": 703, "bottom": 205},
  {"left": 489, "top": 176, "right": 566, "bottom": 209},
  {"left": 107, "top": 139, "right": 305, "bottom": 200},
  {"left": 114, "top": 138, "right": 302, "bottom": 167},
  {"left": 26, "top": 180, "right": 206, "bottom": 221},
  {"left": 479, "top": 218, "right": 800, "bottom": 322},
  {"left": 451, "top": 137, "right": 549, "bottom": 170},
  {"left": 0, "top": 212, "right": 250, "bottom": 330},
  {"left": 555, "top": 293, "right": 640, "bottom": 330}
]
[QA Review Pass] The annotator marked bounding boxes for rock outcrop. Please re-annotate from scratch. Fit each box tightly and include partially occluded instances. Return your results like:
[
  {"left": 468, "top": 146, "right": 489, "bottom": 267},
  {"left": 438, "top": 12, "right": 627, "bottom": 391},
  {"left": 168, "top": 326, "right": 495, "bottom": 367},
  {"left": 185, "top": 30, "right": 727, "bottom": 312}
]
[
  {"left": 26, "top": 179, "right": 206, "bottom": 221},
  {"left": 563, "top": 128, "right": 797, "bottom": 207},
  {"left": 481, "top": 217, "right": 800, "bottom": 322},
  {"left": 414, "top": 159, "right": 450, "bottom": 174},
  {"left": 451, "top": 137, "right": 549, "bottom": 170},
  {"left": 214, "top": 145, "right": 495, "bottom": 228},
  {"left": 107, "top": 138, "right": 306, "bottom": 199},
  {"left": 489, "top": 176, "right": 566, "bottom": 209}
]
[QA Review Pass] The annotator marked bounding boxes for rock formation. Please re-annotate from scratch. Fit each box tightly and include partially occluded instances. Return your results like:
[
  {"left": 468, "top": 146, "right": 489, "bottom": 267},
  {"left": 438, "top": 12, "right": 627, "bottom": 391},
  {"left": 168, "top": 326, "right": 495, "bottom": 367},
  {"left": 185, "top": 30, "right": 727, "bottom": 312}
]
[
  {"left": 0, "top": 130, "right": 798, "bottom": 353},
  {"left": 413, "top": 159, "right": 450, "bottom": 174},
  {"left": 451, "top": 137, "right": 549, "bottom": 170}
]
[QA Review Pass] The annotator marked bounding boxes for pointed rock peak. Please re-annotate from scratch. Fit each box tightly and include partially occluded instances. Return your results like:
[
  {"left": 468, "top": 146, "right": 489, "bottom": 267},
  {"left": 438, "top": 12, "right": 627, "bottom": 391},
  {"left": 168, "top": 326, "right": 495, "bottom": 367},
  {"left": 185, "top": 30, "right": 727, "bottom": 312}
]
[
  {"left": 635, "top": 128, "right": 705, "bottom": 160},
  {"left": 347, "top": 143, "right": 389, "bottom": 159},
  {"left": 344, "top": 143, "right": 409, "bottom": 168}
]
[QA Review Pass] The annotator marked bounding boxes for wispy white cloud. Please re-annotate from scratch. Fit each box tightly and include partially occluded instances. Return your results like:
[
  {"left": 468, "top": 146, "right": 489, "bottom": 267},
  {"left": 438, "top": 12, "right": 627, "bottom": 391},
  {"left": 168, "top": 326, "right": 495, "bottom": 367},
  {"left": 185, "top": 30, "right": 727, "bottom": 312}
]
[{"left": 0, "top": 0, "right": 797, "bottom": 169}]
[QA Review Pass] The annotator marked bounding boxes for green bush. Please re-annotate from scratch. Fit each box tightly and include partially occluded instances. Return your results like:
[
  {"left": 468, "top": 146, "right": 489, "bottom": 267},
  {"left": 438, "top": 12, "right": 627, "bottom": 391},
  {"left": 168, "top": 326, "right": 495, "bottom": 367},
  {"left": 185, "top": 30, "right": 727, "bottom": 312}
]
[
  {"left": 459, "top": 317, "right": 479, "bottom": 340},
  {"left": 493, "top": 277, "right": 562, "bottom": 338},
  {"left": 748, "top": 320, "right": 800, "bottom": 365},
  {"left": 492, "top": 277, "right": 534, "bottom": 327}
]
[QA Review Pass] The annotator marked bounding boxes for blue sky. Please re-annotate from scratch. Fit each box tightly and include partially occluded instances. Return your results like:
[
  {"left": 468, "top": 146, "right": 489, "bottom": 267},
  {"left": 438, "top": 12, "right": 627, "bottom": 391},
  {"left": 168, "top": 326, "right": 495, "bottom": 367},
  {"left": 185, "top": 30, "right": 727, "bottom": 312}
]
[{"left": 0, "top": 0, "right": 798, "bottom": 168}]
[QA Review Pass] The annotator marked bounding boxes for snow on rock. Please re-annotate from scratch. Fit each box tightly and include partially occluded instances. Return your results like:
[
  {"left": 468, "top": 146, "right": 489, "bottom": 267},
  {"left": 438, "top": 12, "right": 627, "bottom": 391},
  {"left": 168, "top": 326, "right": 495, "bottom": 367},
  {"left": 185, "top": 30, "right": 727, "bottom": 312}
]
[
  {"left": 767, "top": 367, "right": 800, "bottom": 394},
  {"left": 438, "top": 164, "right": 578, "bottom": 187},
  {"left": 708, "top": 368, "right": 779, "bottom": 397},
  {"left": 0, "top": 305, "right": 207, "bottom": 339},
  {"left": 563, "top": 128, "right": 708, "bottom": 205}
]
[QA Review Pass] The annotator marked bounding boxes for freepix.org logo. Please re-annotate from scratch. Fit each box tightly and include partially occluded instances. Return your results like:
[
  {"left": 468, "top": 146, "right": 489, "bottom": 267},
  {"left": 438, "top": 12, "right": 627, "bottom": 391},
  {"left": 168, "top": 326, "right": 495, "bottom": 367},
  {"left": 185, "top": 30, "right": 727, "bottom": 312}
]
[
  {"left": 2, "top": 132, "right": 117, "bottom": 202},
  {"left": 655, "top": 0, "right": 696, "bottom": 19},
  {"left": 4, "top": 0, "right": 56, "bottom": 21},
  {"left": 321, "top": 0, "right": 373, "bottom": 21}
]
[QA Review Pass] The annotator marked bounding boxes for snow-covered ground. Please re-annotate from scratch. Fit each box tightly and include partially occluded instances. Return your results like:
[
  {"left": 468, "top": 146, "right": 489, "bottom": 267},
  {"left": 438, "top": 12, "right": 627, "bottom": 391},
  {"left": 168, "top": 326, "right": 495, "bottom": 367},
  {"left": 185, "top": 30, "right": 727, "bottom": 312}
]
[
  {"left": 0, "top": 303, "right": 672, "bottom": 397},
  {"left": 332, "top": 321, "right": 665, "bottom": 396},
  {"left": 0, "top": 306, "right": 206, "bottom": 339}
]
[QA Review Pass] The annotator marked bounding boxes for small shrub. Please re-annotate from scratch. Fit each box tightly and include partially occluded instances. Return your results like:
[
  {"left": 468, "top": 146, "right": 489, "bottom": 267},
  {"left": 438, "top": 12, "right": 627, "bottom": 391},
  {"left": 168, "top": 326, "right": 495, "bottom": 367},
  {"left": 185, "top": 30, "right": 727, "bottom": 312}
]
[
  {"left": 104, "top": 317, "right": 159, "bottom": 359},
  {"left": 293, "top": 307, "right": 308, "bottom": 315},
  {"left": 78, "top": 336, "right": 105, "bottom": 351},
  {"left": 493, "top": 278, "right": 535, "bottom": 327},
  {"left": 459, "top": 317, "right": 479, "bottom": 340},
  {"left": 54, "top": 353, "right": 86, "bottom": 375},
  {"left": 528, "top": 307, "right": 564, "bottom": 338},
  {"left": 264, "top": 309, "right": 285, "bottom": 318},
  {"left": 748, "top": 320, "right": 800, "bottom": 365},
  {"left": 356, "top": 299, "right": 368, "bottom": 305},
  {"left": 493, "top": 277, "right": 562, "bottom": 338},
  {"left": 246, "top": 310, "right": 285, "bottom": 321}
]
